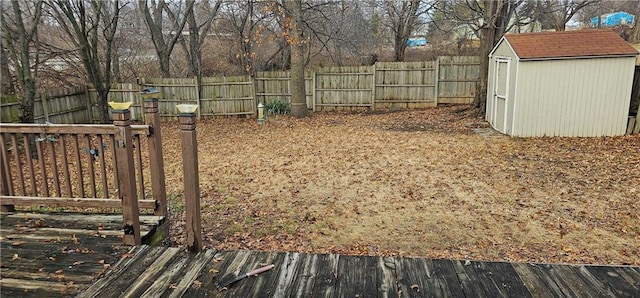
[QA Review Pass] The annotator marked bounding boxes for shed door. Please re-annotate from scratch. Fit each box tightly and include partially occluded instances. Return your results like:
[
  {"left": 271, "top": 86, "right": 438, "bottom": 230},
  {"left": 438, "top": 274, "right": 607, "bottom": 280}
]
[{"left": 492, "top": 58, "right": 510, "bottom": 133}]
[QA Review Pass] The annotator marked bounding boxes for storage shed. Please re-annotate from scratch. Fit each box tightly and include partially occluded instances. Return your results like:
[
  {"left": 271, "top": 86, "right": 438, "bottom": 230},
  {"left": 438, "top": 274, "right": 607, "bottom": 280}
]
[{"left": 486, "top": 29, "right": 638, "bottom": 137}]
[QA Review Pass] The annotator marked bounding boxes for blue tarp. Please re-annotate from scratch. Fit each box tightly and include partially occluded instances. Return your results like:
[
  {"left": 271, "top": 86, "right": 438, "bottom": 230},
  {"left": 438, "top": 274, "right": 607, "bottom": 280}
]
[
  {"left": 407, "top": 37, "right": 427, "bottom": 47},
  {"left": 591, "top": 11, "right": 635, "bottom": 27}
]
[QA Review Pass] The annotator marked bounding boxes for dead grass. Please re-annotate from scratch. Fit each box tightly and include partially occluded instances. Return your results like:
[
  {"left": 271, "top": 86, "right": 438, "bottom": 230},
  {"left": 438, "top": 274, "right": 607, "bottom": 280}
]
[{"left": 161, "top": 105, "right": 640, "bottom": 265}]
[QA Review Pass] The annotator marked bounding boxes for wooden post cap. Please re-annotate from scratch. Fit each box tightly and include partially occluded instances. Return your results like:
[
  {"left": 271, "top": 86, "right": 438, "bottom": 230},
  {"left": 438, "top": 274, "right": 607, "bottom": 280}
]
[{"left": 112, "top": 109, "right": 131, "bottom": 124}]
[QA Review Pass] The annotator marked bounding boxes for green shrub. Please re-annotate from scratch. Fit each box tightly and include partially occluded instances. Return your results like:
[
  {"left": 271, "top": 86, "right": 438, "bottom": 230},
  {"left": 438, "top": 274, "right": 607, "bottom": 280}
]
[{"left": 265, "top": 99, "right": 291, "bottom": 116}]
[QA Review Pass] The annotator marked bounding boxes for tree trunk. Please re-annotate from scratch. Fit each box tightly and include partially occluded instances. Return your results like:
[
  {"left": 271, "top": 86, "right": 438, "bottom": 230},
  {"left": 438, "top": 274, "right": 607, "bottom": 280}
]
[
  {"left": 3, "top": 0, "right": 42, "bottom": 123},
  {"left": 473, "top": 0, "right": 514, "bottom": 117},
  {"left": 0, "top": 38, "right": 14, "bottom": 95},
  {"left": 394, "top": 35, "right": 406, "bottom": 62},
  {"left": 288, "top": 0, "right": 308, "bottom": 118}
]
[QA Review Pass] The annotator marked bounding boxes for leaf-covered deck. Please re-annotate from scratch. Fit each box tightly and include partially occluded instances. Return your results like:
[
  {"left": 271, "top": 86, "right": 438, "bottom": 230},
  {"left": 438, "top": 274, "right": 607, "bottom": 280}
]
[{"left": 0, "top": 211, "right": 164, "bottom": 296}]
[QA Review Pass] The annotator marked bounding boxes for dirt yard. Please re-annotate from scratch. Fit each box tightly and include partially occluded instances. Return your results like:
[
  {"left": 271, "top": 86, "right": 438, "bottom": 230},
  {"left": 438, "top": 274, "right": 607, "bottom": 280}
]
[{"left": 160, "top": 105, "right": 640, "bottom": 266}]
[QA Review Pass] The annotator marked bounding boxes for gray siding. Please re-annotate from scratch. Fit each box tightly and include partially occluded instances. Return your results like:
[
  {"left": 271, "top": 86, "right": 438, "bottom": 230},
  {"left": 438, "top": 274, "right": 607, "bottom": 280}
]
[{"left": 513, "top": 57, "right": 635, "bottom": 137}]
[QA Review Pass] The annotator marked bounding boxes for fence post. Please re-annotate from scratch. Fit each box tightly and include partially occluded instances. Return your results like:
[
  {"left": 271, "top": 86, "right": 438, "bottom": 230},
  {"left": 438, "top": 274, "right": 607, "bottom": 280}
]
[
  {"left": 112, "top": 107, "right": 142, "bottom": 245},
  {"left": 179, "top": 108, "right": 202, "bottom": 252},
  {"left": 371, "top": 64, "right": 376, "bottom": 111},
  {"left": 312, "top": 70, "right": 317, "bottom": 112},
  {"left": 144, "top": 98, "right": 167, "bottom": 217},
  {"left": 435, "top": 57, "right": 440, "bottom": 106}
]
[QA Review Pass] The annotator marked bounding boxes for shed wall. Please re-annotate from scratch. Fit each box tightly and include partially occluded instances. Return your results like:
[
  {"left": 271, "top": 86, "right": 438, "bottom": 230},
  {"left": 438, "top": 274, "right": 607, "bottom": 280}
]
[{"left": 512, "top": 56, "right": 635, "bottom": 137}]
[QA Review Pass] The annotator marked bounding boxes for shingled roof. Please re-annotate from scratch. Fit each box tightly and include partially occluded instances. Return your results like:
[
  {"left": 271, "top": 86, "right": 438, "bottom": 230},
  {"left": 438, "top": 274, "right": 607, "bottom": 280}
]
[{"left": 503, "top": 29, "right": 638, "bottom": 60}]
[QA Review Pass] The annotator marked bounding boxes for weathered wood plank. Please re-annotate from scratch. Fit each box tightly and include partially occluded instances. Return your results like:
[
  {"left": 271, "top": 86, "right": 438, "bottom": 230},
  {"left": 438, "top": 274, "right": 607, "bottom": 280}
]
[
  {"left": 285, "top": 253, "right": 322, "bottom": 297},
  {"left": 336, "top": 255, "right": 378, "bottom": 298},
  {"left": 164, "top": 249, "right": 216, "bottom": 298},
  {"left": 184, "top": 250, "right": 241, "bottom": 297},
  {"left": 141, "top": 250, "right": 194, "bottom": 297},
  {"left": 396, "top": 256, "right": 442, "bottom": 297},
  {"left": 462, "top": 262, "right": 531, "bottom": 297},
  {"left": 527, "top": 263, "right": 577, "bottom": 297},
  {"left": 430, "top": 258, "right": 467, "bottom": 297},
  {"left": 310, "top": 253, "right": 339, "bottom": 298},
  {"left": 0, "top": 196, "right": 156, "bottom": 209},
  {"left": 119, "top": 247, "right": 181, "bottom": 297},
  {"left": 76, "top": 245, "right": 151, "bottom": 298},
  {"left": 569, "top": 265, "right": 617, "bottom": 297},
  {"left": 225, "top": 250, "right": 281, "bottom": 297},
  {"left": 272, "top": 252, "right": 306, "bottom": 297},
  {"left": 549, "top": 264, "right": 603, "bottom": 298},
  {"left": 84, "top": 247, "right": 166, "bottom": 298},
  {"left": 451, "top": 260, "right": 488, "bottom": 297},
  {"left": 0, "top": 124, "right": 149, "bottom": 136},
  {"left": 478, "top": 261, "right": 532, "bottom": 297},
  {"left": 585, "top": 265, "right": 640, "bottom": 297},
  {"left": 512, "top": 263, "right": 556, "bottom": 297},
  {"left": 0, "top": 277, "right": 79, "bottom": 296},
  {"left": 377, "top": 257, "right": 398, "bottom": 298}
]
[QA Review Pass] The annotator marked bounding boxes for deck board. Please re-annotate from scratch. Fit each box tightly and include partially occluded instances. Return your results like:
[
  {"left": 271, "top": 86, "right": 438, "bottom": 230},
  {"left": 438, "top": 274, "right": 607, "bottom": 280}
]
[
  {"left": 1, "top": 211, "right": 163, "bottom": 297},
  {"left": 78, "top": 246, "right": 640, "bottom": 297}
]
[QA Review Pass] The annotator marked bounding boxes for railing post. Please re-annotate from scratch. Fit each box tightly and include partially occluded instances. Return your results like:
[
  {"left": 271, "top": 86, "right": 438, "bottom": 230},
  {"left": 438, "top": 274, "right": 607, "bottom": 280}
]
[
  {"left": 0, "top": 148, "right": 15, "bottom": 212},
  {"left": 112, "top": 107, "right": 141, "bottom": 245},
  {"left": 178, "top": 107, "right": 202, "bottom": 252},
  {"left": 143, "top": 98, "right": 167, "bottom": 217}
]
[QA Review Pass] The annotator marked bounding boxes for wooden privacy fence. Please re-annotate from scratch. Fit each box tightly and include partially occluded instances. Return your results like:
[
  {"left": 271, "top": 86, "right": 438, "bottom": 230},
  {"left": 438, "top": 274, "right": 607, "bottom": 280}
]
[
  {"left": 0, "top": 99, "right": 167, "bottom": 245},
  {"left": 84, "top": 57, "right": 479, "bottom": 121},
  {"left": 0, "top": 86, "right": 90, "bottom": 123}
]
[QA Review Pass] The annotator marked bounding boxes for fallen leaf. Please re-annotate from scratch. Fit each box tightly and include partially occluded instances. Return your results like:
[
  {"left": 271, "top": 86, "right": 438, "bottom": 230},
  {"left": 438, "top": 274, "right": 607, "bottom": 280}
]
[
  {"left": 191, "top": 280, "right": 202, "bottom": 289},
  {"left": 209, "top": 268, "right": 219, "bottom": 274},
  {"left": 11, "top": 241, "right": 25, "bottom": 246},
  {"left": 12, "top": 254, "right": 19, "bottom": 260},
  {"left": 411, "top": 284, "right": 420, "bottom": 292}
]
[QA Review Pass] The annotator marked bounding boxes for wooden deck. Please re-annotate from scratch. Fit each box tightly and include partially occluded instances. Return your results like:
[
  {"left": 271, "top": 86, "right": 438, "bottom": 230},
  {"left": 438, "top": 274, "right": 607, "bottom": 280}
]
[
  {"left": 2, "top": 212, "right": 639, "bottom": 297},
  {"left": 79, "top": 247, "right": 640, "bottom": 298},
  {"left": 0, "top": 211, "right": 164, "bottom": 296}
]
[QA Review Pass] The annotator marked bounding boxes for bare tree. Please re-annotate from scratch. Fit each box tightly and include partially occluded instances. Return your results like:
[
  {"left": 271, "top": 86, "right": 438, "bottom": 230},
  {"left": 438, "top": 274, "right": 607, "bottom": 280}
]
[
  {"left": 545, "top": 0, "right": 597, "bottom": 31},
  {"left": 50, "top": 0, "right": 122, "bottom": 123},
  {"left": 383, "top": 0, "right": 431, "bottom": 62},
  {"left": 181, "top": 1, "right": 221, "bottom": 77},
  {"left": 1, "top": 0, "right": 43, "bottom": 123},
  {"left": 138, "top": 0, "right": 194, "bottom": 78}
]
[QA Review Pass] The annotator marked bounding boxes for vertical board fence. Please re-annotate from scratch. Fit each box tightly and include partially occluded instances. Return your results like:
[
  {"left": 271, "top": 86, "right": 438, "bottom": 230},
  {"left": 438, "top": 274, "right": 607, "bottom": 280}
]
[
  {"left": 1, "top": 86, "right": 89, "bottom": 124},
  {"left": 2, "top": 57, "right": 481, "bottom": 123}
]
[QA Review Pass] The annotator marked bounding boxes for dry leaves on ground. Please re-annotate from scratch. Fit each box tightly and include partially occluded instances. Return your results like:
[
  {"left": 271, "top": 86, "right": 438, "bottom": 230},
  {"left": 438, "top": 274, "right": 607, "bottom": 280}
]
[{"left": 161, "top": 105, "right": 640, "bottom": 265}]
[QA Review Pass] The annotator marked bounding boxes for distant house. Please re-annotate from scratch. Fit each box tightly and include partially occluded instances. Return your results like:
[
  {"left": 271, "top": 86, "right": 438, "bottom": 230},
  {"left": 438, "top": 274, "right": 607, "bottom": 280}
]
[
  {"left": 406, "top": 37, "right": 427, "bottom": 47},
  {"left": 591, "top": 11, "right": 635, "bottom": 27},
  {"left": 486, "top": 29, "right": 638, "bottom": 137}
]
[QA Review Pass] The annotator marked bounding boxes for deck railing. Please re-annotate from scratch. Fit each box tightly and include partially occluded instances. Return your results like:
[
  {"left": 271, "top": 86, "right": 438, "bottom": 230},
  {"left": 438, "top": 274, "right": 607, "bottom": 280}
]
[{"left": 0, "top": 99, "right": 166, "bottom": 245}]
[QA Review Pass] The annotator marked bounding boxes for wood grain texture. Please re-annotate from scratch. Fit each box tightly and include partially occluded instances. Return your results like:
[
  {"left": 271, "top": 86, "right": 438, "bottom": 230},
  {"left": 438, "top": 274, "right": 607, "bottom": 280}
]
[{"left": 1, "top": 212, "right": 163, "bottom": 297}]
